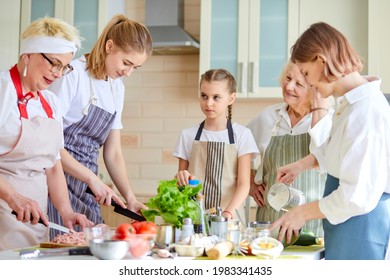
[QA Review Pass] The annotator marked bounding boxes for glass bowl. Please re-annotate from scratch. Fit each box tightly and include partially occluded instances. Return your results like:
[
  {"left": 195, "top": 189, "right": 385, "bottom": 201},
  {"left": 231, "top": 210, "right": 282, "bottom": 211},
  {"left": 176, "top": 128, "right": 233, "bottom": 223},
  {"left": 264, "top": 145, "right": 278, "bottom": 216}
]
[{"left": 89, "top": 239, "right": 130, "bottom": 260}]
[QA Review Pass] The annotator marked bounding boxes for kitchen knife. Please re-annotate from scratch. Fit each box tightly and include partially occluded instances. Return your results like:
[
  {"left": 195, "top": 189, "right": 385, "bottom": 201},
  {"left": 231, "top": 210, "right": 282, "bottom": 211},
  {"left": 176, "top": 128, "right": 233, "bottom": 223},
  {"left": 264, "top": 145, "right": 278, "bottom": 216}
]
[
  {"left": 85, "top": 187, "right": 146, "bottom": 221},
  {"left": 20, "top": 246, "right": 92, "bottom": 259},
  {"left": 11, "top": 210, "right": 70, "bottom": 233}
]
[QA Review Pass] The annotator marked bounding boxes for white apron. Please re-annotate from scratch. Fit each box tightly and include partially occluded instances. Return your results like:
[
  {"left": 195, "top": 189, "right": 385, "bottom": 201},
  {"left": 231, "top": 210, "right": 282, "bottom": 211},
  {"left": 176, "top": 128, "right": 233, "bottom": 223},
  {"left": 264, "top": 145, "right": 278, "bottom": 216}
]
[
  {"left": 188, "top": 120, "right": 244, "bottom": 218},
  {"left": 0, "top": 65, "right": 62, "bottom": 250}
]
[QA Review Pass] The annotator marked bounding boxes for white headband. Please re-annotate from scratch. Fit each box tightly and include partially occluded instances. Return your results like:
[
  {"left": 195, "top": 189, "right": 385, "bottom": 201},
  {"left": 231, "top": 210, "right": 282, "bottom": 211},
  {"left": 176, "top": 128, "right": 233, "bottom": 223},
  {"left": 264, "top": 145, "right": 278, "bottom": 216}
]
[{"left": 20, "top": 36, "right": 78, "bottom": 56}]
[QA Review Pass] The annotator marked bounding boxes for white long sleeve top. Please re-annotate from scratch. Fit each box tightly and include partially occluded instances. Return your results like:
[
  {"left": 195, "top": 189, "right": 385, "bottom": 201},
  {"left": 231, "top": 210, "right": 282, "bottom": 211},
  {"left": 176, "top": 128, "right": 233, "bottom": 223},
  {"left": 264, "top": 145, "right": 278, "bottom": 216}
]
[{"left": 311, "top": 77, "right": 390, "bottom": 224}]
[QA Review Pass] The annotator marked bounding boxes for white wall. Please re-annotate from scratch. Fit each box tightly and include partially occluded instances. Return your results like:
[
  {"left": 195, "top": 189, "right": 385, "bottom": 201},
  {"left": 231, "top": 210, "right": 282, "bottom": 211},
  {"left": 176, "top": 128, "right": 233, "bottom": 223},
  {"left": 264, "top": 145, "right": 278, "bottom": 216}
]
[{"left": 0, "top": 0, "right": 21, "bottom": 70}]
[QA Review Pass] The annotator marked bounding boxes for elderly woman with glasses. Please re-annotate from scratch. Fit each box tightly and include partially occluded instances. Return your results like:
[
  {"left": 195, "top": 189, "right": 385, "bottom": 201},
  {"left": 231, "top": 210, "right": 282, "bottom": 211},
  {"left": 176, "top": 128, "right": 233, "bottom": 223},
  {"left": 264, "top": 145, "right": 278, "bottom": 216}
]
[{"left": 0, "top": 17, "right": 94, "bottom": 250}]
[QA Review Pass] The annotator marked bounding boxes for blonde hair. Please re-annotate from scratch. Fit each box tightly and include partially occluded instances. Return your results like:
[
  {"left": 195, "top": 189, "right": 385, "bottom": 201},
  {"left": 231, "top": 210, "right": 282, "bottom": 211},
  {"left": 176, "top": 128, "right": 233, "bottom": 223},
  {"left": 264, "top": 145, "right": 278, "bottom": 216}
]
[
  {"left": 290, "top": 22, "right": 363, "bottom": 81},
  {"left": 200, "top": 69, "right": 236, "bottom": 120},
  {"left": 21, "top": 17, "right": 82, "bottom": 50},
  {"left": 86, "top": 14, "right": 153, "bottom": 80}
]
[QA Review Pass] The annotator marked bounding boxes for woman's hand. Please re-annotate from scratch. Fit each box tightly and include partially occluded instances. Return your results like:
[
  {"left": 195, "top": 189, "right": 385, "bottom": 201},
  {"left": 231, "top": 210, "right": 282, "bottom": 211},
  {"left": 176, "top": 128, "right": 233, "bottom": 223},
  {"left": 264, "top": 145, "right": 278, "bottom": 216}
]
[
  {"left": 174, "top": 170, "right": 194, "bottom": 187},
  {"left": 125, "top": 197, "right": 148, "bottom": 214},
  {"left": 8, "top": 191, "right": 47, "bottom": 225},
  {"left": 269, "top": 201, "right": 324, "bottom": 244},
  {"left": 310, "top": 86, "right": 328, "bottom": 109},
  {"left": 249, "top": 181, "right": 266, "bottom": 207},
  {"left": 88, "top": 175, "right": 127, "bottom": 208},
  {"left": 269, "top": 206, "right": 305, "bottom": 244},
  {"left": 276, "top": 161, "right": 302, "bottom": 184},
  {"left": 62, "top": 212, "right": 94, "bottom": 231}
]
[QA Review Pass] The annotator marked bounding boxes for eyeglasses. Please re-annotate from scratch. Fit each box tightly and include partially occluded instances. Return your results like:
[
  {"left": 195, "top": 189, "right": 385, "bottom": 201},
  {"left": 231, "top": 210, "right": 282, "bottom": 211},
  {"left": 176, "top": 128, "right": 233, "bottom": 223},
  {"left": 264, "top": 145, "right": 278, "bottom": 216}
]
[{"left": 40, "top": 53, "right": 73, "bottom": 75}]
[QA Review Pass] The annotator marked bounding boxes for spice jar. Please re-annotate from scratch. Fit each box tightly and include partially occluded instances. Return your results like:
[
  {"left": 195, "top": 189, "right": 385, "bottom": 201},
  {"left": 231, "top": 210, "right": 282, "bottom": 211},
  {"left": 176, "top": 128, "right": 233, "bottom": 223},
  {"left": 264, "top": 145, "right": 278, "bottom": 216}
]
[{"left": 209, "top": 207, "right": 228, "bottom": 241}]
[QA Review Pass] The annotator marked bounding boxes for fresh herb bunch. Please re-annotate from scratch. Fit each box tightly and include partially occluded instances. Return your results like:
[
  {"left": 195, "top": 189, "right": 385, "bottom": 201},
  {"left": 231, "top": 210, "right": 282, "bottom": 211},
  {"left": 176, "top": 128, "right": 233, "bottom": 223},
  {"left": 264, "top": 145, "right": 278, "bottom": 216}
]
[{"left": 141, "top": 179, "right": 202, "bottom": 229}]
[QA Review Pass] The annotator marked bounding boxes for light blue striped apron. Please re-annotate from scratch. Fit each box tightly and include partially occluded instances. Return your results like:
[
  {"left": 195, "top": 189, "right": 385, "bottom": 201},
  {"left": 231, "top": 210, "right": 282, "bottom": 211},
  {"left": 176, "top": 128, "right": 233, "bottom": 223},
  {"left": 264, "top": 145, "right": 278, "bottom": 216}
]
[
  {"left": 48, "top": 82, "right": 116, "bottom": 238},
  {"left": 323, "top": 174, "right": 390, "bottom": 259}
]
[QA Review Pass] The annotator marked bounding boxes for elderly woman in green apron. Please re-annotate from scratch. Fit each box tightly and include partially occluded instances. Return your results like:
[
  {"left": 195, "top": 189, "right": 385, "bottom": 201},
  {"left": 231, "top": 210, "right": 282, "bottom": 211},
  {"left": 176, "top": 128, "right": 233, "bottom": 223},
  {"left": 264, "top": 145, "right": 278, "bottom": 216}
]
[
  {"left": 173, "top": 69, "right": 259, "bottom": 220},
  {"left": 271, "top": 22, "right": 390, "bottom": 260},
  {"left": 247, "top": 62, "right": 332, "bottom": 238},
  {"left": 0, "top": 17, "right": 93, "bottom": 250}
]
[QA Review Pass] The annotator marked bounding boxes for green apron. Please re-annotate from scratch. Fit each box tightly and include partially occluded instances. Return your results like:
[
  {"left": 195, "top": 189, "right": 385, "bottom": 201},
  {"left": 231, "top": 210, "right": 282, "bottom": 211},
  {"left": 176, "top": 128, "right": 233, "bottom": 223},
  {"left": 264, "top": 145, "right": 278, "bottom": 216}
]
[{"left": 256, "top": 133, "right": 326, "bottom": 237}]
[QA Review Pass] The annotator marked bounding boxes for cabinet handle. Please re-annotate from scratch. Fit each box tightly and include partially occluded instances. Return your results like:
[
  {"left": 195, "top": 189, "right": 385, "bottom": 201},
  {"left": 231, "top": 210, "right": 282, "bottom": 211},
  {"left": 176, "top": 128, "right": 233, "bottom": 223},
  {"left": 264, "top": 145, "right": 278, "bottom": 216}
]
[
  {"left": 237, "top": 62, "right": 243, "bottom": 93},
  {"left": 249, "top": 62, "right": 254, "bottom": 93},
  {"left": 237, "top": 62, "right": 247, "bottom": 96}
]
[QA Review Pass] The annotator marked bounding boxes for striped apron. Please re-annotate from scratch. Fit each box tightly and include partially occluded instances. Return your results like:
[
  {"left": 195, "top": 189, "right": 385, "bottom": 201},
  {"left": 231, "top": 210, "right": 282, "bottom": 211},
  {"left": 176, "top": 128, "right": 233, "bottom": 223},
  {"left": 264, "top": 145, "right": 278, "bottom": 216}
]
[
  {"left": 323, "top": 174, "right": 390, "bottom": 260},
  {"left": 188, "top": 120, "right": 243, "bottom": 217},
  {"left": 256, "top": 133, "right": 326, "bottom": 237},
  {"left": 48, "top": 79, "right": 116, "bottom": 238},
  {"left": 0, "top": 65, "right": 61, "bottom": 250}
]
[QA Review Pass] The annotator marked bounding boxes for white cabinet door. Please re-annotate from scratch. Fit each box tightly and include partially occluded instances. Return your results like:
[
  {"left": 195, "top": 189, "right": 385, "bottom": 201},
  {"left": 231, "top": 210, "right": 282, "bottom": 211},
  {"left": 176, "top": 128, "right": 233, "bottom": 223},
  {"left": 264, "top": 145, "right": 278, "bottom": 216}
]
[
  {"left": 298, "top": 0, "right": 368, "bottom": 74},
  {"left": 20, "top": 0, "right": 125, "bottom": 56},
  {"left": 368, "top": 0, "right": 390, "bottom": 93},
  {"left": 0, "top": 0, "right": 21, "bottom": 70},
  {"left": 247, "top": 0, "right": 299, "bottom": 98},
  {"left": 200, "top": 0, "right": 298, "bottom": 98}
]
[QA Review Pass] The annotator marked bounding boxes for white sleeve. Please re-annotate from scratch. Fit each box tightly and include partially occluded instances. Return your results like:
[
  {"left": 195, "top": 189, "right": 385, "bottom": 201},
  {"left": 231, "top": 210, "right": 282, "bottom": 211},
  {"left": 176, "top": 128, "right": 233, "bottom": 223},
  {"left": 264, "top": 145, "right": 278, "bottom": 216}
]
[
  {"left": 318, "top": 111, "right": 387, "bottom": 224},
  {"left": 309, "top": 111, "right": 333, "bottom": 173},
  {"left": 172, "top": 130, "right": 190, "bottom": 160}
]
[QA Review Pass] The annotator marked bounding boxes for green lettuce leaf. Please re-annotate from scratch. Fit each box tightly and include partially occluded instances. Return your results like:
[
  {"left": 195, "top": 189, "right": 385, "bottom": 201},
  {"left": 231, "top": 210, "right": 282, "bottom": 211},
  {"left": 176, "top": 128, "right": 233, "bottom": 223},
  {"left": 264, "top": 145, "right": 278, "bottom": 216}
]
[{"left": 141, "top": 179, "right": 202, "bottom": 228}]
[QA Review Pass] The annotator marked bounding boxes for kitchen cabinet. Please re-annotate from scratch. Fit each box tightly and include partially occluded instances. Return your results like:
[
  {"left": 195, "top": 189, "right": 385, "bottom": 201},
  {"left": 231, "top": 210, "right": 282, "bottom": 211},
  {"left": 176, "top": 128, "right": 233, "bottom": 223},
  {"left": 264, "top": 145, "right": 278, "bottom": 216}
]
[
  {"left": 200, "top": 0, "right": 300, "bottom": 98},
  {"left": 368, "top": 0, "right": 390, "bottom": 93},
  {"left": 20, "top": 0, "right": 125, "bottom": 56},
  {"left": 200, "top": 0, "right": 381, "bottom": 98},
  {"left": 298, "top": 0, "right": 368, "bottom": 74}
]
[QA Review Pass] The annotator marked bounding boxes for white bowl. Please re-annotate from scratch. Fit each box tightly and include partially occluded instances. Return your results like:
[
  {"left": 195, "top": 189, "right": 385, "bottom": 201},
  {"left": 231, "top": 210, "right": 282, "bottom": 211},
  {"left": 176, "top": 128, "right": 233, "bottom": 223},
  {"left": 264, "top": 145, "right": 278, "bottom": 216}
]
[
  {"left": 89, "top": 239, "right": 129, "bottom": 260},
  {"left": 250, "top": 236, "right": 284, "bottom": 259},
  {"left": 174, "top": 244, "right": 204, "bottom": 257}
]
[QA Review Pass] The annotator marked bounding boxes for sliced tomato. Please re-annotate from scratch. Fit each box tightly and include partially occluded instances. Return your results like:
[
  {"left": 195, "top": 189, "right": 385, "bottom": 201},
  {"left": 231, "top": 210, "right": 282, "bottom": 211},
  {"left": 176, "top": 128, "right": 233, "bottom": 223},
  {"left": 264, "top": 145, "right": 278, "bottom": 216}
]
[{"left": 115, "top": 223, "right": 136, "bottom": 240}]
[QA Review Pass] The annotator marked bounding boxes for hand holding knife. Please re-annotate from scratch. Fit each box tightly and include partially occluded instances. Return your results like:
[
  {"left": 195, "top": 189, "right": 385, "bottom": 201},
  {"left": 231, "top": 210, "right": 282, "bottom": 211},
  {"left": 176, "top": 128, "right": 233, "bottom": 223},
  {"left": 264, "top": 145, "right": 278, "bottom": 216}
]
[
  {"left": 86, "top": 187, "right": 146, "bottom": 221},
  {"left": 11, "top": 210, "right": 71, "bottom": 233}
]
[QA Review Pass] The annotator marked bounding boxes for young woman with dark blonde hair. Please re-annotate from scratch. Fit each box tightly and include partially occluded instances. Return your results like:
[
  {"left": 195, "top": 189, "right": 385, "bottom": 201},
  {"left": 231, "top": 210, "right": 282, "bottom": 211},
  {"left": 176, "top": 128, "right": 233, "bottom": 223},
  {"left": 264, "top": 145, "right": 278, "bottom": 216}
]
[{"left": 48, "top": 14, "right": 153, "bottom": 237}]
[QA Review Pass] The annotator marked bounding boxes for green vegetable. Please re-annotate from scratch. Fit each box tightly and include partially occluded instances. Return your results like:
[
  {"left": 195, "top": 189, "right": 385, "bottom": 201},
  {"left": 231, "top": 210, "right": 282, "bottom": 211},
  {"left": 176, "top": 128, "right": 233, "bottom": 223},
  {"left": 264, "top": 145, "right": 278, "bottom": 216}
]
[
  {"left": 141, "top": 179, "right": 202, "bottom": 229},
  {"left": 293, "top": 229, "right": 319, "bottom": 246}
]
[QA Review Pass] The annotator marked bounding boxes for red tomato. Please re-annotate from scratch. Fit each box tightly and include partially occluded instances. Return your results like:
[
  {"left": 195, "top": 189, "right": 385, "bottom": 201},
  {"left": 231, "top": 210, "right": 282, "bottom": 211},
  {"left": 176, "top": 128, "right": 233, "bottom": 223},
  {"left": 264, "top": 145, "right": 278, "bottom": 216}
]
[
  {"left": 131, "top": 221, "right": 143, "bottom": 233},
  {"left": 137, "top": 221, "right": 158, "bottom": 235},
  {"left": 115, "top": 223, "right": 136, "bottom": 240}
]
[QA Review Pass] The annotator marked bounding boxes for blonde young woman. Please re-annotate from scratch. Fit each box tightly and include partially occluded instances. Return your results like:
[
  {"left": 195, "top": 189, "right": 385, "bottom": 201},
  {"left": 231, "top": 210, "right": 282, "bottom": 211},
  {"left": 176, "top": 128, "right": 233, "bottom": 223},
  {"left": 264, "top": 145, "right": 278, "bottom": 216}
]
[
  {"left": 173, "top": 69, "right": 259, "bottom": 220},
  {"left": 272, "top": 22, "right": 390, "bottom": 260},
  {"left": 0, "top": 17, "right": 94, "bottom": 250},
  {"left": 48, "top": 15, "right": 153, "bottom": 237}
]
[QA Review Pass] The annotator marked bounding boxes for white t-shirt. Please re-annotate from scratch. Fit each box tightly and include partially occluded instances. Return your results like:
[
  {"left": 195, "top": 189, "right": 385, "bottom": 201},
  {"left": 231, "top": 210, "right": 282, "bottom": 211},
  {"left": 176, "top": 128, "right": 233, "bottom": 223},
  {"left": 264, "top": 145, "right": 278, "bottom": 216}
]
[
  {"left": 0, "top": 73, "right": 63, "bottom": 155},
  {"left": 172, "top": 122, "right": 259, "bottom": 161},
  {"left": 311, "top": 77, "right": 390, "bottom": 225},
  {"left": 49, "top": 56, "right": 124, "bottom": 130}
]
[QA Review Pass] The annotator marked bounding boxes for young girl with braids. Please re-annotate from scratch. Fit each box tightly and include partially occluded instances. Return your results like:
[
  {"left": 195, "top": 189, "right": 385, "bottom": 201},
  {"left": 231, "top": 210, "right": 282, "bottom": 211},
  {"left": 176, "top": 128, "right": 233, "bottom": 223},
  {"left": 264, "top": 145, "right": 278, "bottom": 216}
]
[{"left": 172, "top": 69, "right": 259, "bottom": 220}]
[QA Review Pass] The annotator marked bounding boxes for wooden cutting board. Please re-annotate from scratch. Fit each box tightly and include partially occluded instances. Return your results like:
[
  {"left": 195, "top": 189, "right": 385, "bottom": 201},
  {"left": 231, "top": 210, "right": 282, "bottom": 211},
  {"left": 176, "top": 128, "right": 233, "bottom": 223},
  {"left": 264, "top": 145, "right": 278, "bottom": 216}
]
[{"left": 40, "top": 242, "right": 87, "bottom": 248}]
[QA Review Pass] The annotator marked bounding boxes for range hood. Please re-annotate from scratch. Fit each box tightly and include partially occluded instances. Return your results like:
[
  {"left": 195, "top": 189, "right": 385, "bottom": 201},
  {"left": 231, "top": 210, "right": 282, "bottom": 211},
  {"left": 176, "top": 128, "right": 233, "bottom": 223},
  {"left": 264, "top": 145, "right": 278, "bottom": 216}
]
[{"left": 146, "top": 0, "right": 200, "bottom": 55}]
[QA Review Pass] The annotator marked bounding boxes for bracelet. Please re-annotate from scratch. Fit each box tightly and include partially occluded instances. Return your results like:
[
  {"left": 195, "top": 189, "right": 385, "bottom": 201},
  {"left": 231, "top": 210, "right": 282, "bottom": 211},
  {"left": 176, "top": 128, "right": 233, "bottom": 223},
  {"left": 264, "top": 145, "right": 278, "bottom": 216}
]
[
  {"left": 222, "top": 210, "right": 233, "bottom": 219},
  {"left": 311, "top": 107, "right": 328, "bottom": 112}
]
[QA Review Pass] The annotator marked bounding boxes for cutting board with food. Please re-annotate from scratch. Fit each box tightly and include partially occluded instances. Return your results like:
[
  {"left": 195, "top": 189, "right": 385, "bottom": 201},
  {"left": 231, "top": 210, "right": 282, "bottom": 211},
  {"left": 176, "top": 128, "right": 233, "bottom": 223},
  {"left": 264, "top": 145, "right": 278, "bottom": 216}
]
[{"left": 39, "top": 242, "right": 87, "bottom": 248}]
